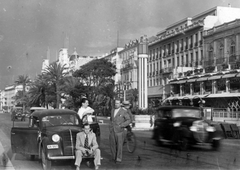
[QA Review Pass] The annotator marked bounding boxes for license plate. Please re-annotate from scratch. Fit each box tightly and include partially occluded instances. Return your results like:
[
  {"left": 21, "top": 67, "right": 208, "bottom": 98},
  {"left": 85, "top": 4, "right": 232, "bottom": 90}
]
[{"left": 47, "top": 145, "right": 59, "bottom": 149}]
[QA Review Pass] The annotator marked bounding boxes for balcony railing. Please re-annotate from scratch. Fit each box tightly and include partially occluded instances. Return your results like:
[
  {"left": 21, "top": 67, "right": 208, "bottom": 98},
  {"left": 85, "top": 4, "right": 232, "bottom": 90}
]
[
  {"left": 229, "top": 55, "right": 236, "bottom": 63},
  {"left": 216, "top": 58, "right": 225, "bottom": 65}
]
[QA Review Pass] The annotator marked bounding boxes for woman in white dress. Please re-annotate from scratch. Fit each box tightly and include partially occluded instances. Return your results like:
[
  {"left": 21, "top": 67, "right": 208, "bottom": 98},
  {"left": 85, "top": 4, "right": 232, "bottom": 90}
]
[{"left": 77, "top": 98, "right": 94, "bottom": 123}]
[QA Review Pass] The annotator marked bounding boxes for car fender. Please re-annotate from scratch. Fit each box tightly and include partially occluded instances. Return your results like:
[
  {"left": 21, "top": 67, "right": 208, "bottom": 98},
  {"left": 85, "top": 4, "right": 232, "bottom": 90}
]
[{"left": 177, "top": 127, "right": 191, "bottom": 138}]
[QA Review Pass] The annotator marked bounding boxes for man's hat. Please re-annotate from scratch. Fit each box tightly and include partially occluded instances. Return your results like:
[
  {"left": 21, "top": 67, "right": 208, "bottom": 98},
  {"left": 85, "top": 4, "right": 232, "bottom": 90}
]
[{"left": 122, "top": 100, "right": 131, "bottom": 106}]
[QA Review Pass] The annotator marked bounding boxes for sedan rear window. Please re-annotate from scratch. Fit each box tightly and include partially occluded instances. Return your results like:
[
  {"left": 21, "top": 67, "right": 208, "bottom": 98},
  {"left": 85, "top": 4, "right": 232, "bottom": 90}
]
[{"left": 172, "top": 109, "right": 201, "bottom": 118}]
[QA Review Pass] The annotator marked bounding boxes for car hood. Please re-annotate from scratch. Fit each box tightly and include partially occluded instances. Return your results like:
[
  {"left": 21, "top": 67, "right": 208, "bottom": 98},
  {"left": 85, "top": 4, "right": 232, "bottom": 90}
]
[
  {"left": 174, "top": 117, "right": 202, "bottom": 127},
  {"left": 41, "top": 126, "right": 82, "bottom": 135}
]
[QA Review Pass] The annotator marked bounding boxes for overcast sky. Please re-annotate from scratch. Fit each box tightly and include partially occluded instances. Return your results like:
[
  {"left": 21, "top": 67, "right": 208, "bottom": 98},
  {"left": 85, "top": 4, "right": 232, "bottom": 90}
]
[{"left": 0, "top": 0, "right": 240, "bottom": 89}]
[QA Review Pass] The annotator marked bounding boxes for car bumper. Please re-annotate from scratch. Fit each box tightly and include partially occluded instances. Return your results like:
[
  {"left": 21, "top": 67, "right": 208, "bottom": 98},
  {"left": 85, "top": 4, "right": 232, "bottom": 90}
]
[{"left": 48, "top": 155, "right": 75, "bottom": 160}]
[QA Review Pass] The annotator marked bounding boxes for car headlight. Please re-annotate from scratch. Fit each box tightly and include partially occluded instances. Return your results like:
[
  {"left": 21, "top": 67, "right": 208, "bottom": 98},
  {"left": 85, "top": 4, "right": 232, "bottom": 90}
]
[
  {"left": 190, "top": 126, "right": 198, "bottom": 132},
  {"left": 206, "top": 126, "right": 216, "bottom": 132},
  {"left": 52, "top": 134, "right": 60, "bottom": 142},
  {"left": 173, "top": 122, "right": 181, "bottom": 127}
]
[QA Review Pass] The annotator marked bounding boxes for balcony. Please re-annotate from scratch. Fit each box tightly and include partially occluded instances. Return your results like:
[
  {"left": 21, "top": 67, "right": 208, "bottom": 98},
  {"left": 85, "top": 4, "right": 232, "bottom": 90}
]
[
  {"left": 162, "top": 67, "right": 173, "bottom": 74},
  {"left": 229, "top": 55, "right": 237, "bottom": 63},
  {"left": 216, "top": 58, "right": 224, "bottom": 65},
  {"left": 204, "top": 59, "right": 214, "bottom": 66},
  {"left": 190, "top": 44, "right": 193, "bottom": 49}
]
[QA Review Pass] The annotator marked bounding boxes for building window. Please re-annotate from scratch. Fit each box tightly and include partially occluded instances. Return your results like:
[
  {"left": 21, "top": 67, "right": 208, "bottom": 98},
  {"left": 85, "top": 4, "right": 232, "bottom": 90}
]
[
  {"left": 156, "top": 48, "right": 158, "bottom": 59},
  {"left": 230, "top": 41, "right": 236, "bottom": 56},
  {"left": 208, "top": 45, "right": 213, "bottom": 60}
]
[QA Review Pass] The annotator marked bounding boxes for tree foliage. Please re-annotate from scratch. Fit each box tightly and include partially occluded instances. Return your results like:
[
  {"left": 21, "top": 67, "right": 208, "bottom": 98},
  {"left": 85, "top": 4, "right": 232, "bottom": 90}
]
[{"left": 73, "top": 58, "right": 116, "bottom": 115}]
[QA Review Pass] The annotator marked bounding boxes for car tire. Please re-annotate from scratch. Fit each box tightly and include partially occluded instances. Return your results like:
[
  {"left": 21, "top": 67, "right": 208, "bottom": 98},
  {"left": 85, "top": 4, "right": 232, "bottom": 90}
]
[
  {"left": 212, "top": 139, "right": 221, "bottom": 151},
  {"left": 156, "top": 131, "right": 164, "bottom": 146},
  {"left": 178, "top": 137, "right": 189, "bottom": 151},
  {"left": 41, "top": 147, "right": 51, "bottom": 170},
  {"left": 30, "top": 155, "right": 35, "bottom": 160}
]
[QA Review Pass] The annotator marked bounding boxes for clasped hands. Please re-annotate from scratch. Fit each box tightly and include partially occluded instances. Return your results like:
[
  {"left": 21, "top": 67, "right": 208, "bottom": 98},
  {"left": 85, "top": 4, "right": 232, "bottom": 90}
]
[{"left": 83, "top": 147, "right": 93, "bottom": 155}]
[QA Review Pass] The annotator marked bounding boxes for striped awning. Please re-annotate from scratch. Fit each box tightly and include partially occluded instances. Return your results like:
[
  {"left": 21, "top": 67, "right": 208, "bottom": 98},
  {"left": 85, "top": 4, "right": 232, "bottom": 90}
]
[
  {"left": 221, "top": 73, "right": 237, "bottom": 79},
  {"left": 207, "top": 75, "right": 223, "bottom": 80}
]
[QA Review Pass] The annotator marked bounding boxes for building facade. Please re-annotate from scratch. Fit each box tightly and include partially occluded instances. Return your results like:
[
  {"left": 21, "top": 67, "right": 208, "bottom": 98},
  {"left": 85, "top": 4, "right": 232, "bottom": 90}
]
[
  {"left": 2, "top": 85, "right": 23, "bottom": 112},
  {"left": 148, "top": 6, "right": 240, "bottom": 108}
]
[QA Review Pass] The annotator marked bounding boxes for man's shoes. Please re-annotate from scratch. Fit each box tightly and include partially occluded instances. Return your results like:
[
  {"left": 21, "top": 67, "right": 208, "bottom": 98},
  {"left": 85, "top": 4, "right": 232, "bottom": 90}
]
[
  {"left": 115, "top": 158, "right": 122, "bottom": 164},
  {"left": 95, "top": 165, "right": 100, "bottom": 170}
]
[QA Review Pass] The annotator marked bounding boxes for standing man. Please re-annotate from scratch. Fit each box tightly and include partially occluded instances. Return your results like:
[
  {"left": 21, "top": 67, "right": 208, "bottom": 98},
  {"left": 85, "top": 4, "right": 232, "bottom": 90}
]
[
  {"left": 109, "top": 99, "right": 131, "bottom": 163},
  {"left": 75, "top": 123, "right": 101, "bottom": 170}
]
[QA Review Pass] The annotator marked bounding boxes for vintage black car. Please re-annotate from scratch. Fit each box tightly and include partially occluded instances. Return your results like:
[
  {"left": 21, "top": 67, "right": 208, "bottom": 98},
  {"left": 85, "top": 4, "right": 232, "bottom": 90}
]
[
  {"left": 153, "top": 106, "right": 222, "bottom": 150},
  {"left": 11, "top": 109, "right": 100, "bottom": 170}
]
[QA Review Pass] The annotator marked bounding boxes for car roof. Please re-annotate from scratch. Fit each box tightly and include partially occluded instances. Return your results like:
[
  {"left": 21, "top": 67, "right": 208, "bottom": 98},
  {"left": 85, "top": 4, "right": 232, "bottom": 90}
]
[
  {"left": 32, "top": 109, "right": 78, "bottom": 118},
  {"left": 30, "top": 107, "right": 46, "bottom": 110},
  {"left": 157, "top": 105, "right": 200, "bottom": 110}
]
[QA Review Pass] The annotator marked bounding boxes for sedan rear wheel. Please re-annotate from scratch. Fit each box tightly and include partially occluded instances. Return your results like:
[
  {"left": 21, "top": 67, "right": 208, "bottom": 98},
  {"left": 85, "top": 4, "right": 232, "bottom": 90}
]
[
  {"left": 41, "top": 147, "right": 51, "bottom": 170},
  {"left": 178, "top": 137, "right": 189, "bottom": 151},
  {"left": 212, "top": 139, "right": 221, "bottom": 151}
]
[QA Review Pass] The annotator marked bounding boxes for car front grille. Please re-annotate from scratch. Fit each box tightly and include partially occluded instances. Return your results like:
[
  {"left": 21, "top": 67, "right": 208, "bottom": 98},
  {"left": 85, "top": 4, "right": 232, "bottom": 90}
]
[{"left": 61, "top": 130, "right": 78, "bottom": 156}]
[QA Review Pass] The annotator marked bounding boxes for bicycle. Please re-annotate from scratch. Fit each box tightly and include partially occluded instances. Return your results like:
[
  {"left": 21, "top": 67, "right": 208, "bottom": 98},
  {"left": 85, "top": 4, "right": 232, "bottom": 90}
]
[{"left": 125, "top": 123, "right": 137, "bottom": 153}]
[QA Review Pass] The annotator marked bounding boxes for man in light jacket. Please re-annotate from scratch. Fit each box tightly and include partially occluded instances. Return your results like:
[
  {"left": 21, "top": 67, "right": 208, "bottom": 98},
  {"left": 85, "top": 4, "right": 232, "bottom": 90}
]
[
  {"left": 75, "top": 123, "right": 101, "bottom": 170},
  {"left": 109, "top": 99, "right": 131, "bottom": 163}
]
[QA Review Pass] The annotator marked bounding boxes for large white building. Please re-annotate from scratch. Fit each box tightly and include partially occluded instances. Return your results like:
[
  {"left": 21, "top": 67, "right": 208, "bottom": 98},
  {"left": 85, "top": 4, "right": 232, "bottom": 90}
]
[{"left": 147, "top": 6, "right": 240, "bottom": 106}]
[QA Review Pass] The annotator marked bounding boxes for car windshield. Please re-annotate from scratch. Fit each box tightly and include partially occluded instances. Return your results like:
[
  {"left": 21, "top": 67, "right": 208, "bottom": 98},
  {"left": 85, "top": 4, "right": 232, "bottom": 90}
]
[
  {"left": 42, "top": 114, "right": 79, "bottom": 127},
  {"left": 172, "top": 109, "right": 201, "bottom": 118}
]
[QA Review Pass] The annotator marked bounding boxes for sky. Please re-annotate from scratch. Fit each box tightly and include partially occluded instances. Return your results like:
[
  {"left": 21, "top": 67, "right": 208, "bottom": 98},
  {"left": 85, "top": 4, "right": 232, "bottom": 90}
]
[{"left": 0, "top": 0, "right": 240, "bottom": 89}]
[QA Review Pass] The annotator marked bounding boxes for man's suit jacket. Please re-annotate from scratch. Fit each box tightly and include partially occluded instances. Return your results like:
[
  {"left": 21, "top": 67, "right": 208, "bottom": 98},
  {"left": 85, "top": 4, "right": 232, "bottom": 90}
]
[
  {"left": 75, "top": 131, "right": 98, "bottom": 152},
  {"left": 109, "top": 107, "right": 131, "bottom": 133}
]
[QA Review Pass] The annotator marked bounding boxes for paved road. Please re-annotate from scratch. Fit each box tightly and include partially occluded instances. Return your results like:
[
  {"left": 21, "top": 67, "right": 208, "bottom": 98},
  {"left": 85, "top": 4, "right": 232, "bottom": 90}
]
[{"left": 0, "top": 113, "right": 240, "bottom": 170}]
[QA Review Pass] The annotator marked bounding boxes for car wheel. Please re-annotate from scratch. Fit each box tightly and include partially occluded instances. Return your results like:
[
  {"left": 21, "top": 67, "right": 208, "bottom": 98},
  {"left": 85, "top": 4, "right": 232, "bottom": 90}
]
[
  {"left": 178, "top": 137, "right": 189, "bottom": 151},
  {"left": 155, "top": 131, "right": 164, "bottom": 146},
  {"left": 30, "top": 155, "right": 35, "bottom": 160},
  {"left": 41, "top": 147, "right": 51, "bottom": 170},
  {"left": 212, "top": 139, "right": 221, "bottom": 151}
]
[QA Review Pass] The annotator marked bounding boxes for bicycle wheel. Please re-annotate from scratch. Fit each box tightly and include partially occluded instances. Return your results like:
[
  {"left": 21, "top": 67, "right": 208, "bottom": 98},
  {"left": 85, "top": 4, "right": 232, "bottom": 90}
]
[{"left": 126, "top": 132, "right": 136, "bottom": 153}]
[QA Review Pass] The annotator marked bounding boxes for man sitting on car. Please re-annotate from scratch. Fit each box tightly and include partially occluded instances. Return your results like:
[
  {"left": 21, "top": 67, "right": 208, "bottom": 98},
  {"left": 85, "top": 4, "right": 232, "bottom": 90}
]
[{"left": 75, "top": 123, "right": 101, "bottom": 170}]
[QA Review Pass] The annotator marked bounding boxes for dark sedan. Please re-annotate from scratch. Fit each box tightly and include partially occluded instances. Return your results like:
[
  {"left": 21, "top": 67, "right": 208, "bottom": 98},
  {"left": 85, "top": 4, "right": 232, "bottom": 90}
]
[
  {"left": 153, "top": 106, "right": 223, "bottom": 150},
  {"left": 11, "top": 109, "right": 100, "bottom": 170}
]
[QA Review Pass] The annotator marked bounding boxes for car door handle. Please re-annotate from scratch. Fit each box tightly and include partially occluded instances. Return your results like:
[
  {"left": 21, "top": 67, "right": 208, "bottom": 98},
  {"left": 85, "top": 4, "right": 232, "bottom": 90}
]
[{"left": 11, "top": 132, "right": 15, "bottom": 135}]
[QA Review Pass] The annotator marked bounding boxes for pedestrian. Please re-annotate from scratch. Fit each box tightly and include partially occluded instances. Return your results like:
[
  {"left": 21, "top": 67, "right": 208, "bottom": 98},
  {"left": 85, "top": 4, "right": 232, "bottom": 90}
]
[
  {"left": 109, "top": 99, "right": 131, "bottom": 163},
  {"left": 75, "top": 123, "right": 101, "bottom": 170},
  {"left": 77, "top": 98, "right": 94, "bottom": 123}
]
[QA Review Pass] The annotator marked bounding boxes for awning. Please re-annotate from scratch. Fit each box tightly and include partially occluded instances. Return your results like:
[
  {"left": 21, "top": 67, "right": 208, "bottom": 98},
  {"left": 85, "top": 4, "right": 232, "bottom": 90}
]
[
  {"left": 221, "top": 73, "right": 237, "bottom": 79},
  {"left": 235, "top": 73, "right": 240, "bottom": 77},
  {"left": 176, "top": 79, "right": 187, "bottom": 84},
  {"left": 207, "top": 75, "right": 222, "bottom": 80},
  {"left": 186, "top": 78, "right": 197, "bottom": 83},
  {"left": 165, "top": 96, "right": 180, "bottom": 100},
  {"left": 178, "top": 94, "right": 208, "bottom": 100},
  {"left": 207, "top": 93, "right": 240, "bottom": 98},
  {"left": 165, "top": 94, "right": 208, "bottom": 101},
  {"left": 196, "top": 76, "right": 209, "bottom": 82}
]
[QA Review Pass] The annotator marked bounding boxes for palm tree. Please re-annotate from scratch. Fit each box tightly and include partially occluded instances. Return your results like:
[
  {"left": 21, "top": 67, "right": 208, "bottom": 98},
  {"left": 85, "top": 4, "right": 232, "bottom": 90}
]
[
  {"left": 15, "top": 75, "right": 31, "bottom": 112},
  {"left": 43, "top": 62, "right": 68, "bottom": 109},
  {"left": 28, "top": 74, "right": 50, "bottom": 108}
]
